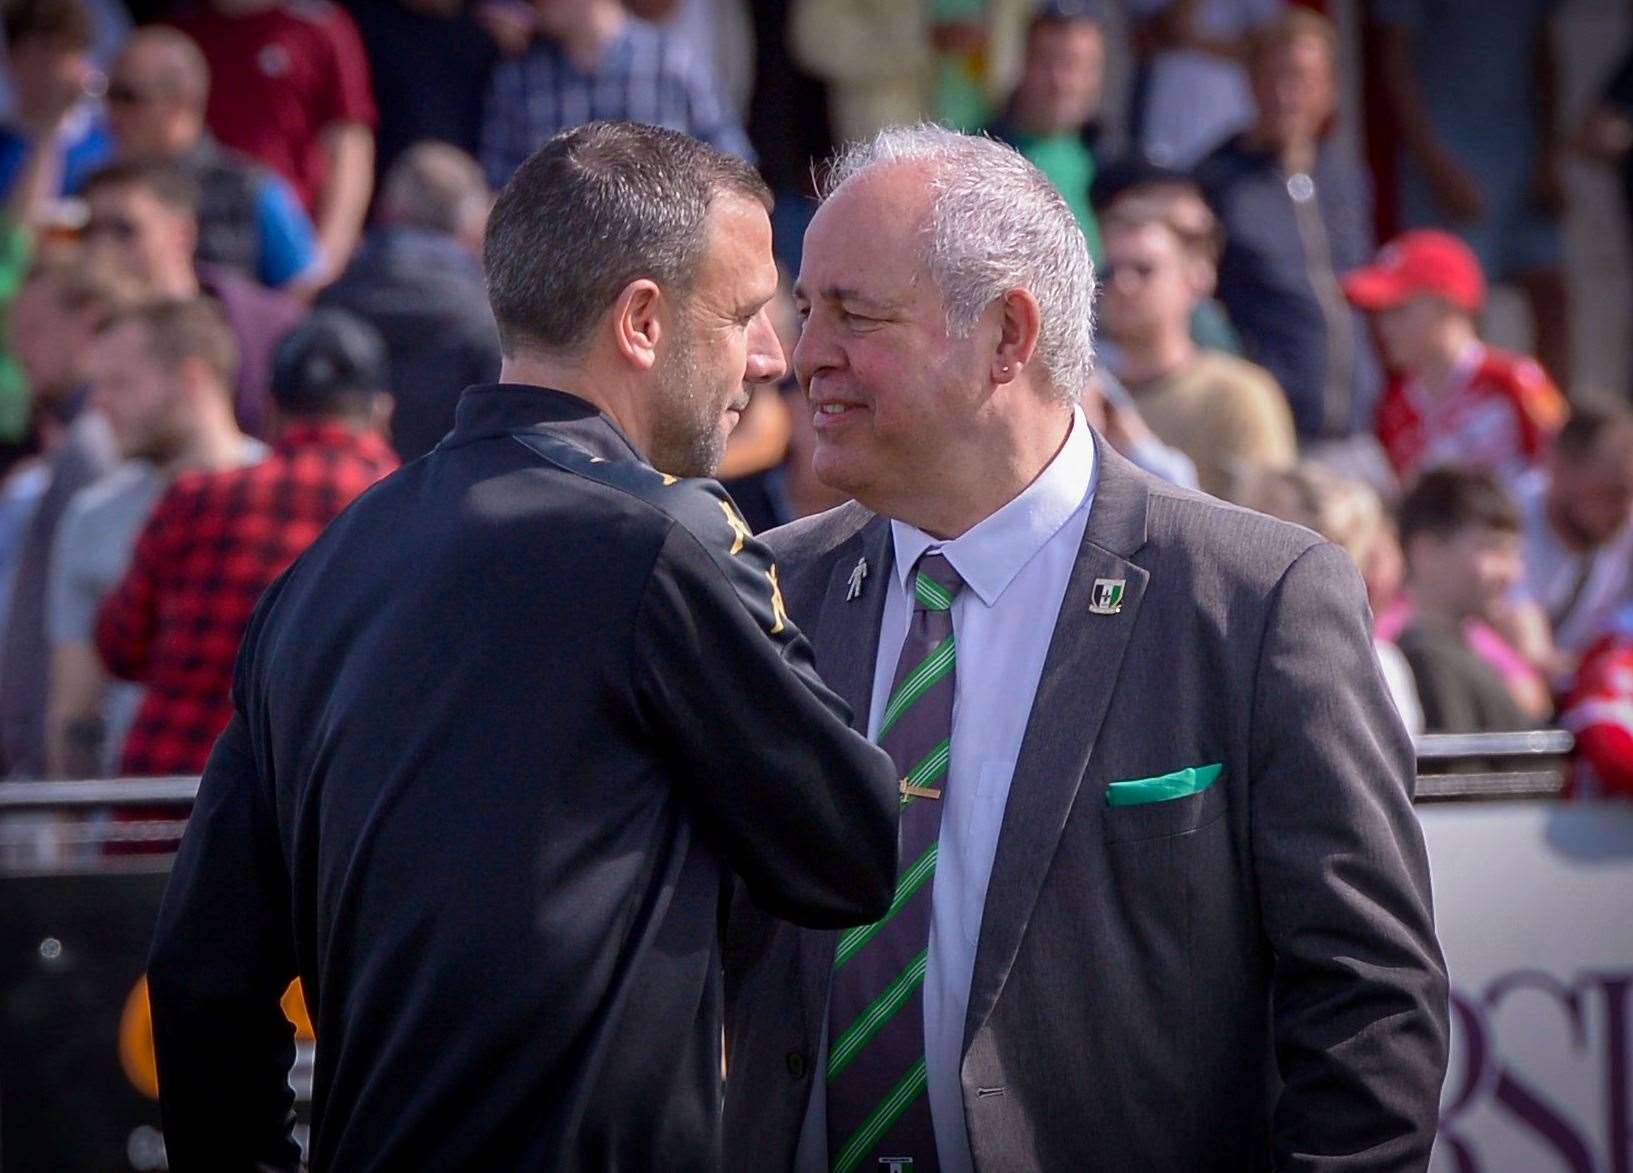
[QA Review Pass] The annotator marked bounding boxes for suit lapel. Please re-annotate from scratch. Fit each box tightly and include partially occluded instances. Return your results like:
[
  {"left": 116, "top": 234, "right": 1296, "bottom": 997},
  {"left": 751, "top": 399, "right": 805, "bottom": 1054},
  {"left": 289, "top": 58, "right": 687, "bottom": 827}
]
[
  {"left": 962, "top": 435, "right": 1153, "bottom": 1051},
  {"left": 798, "top": 516, "right": 894, "bottom": 1033},
  {"left": 812, "top": 517, "right": 894, "bottom": 732}
]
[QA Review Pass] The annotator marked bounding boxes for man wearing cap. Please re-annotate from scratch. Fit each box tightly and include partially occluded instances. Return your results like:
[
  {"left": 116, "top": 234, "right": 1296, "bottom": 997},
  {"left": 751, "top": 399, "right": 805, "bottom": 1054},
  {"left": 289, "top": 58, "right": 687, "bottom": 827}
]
[
  {"left": 1344, "top": 228, "right": 1567, "bottom": 489},
  {"left": 95, "top": 307, "right": 398, "bottom": 776}
]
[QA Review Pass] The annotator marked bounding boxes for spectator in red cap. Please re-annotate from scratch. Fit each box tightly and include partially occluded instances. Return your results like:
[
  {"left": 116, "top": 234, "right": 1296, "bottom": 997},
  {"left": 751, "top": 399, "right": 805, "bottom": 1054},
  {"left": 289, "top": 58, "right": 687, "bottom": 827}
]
[{"left": 1345, "top": 228, "right": 1566, "bottom": 489}]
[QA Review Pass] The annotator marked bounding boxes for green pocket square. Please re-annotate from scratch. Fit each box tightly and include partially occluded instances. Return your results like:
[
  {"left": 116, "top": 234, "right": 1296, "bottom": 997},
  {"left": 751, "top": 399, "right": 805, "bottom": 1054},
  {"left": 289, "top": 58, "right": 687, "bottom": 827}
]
[{"left": 1105, "top": 763, "right": 1223, "bottom": 807}]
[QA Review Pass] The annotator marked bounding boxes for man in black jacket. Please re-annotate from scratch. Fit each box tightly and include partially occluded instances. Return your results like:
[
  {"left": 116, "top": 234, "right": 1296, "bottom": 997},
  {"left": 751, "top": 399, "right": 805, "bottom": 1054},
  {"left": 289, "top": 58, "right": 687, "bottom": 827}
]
[{"left": 145, "top": 121, "right": 901, "bottom": 1171}]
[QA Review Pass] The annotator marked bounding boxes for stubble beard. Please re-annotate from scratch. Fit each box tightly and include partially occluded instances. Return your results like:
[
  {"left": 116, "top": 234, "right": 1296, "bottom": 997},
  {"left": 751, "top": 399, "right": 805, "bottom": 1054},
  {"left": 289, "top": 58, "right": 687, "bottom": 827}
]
[{"left": 648, "top": 327, "right": 733, "bottom": 480}]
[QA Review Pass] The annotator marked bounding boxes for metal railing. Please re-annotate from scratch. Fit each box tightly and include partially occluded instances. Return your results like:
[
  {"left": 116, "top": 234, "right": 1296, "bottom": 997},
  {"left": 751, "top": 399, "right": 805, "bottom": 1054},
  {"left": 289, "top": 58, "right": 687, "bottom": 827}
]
[{"left": 0, "top": 730, "right": 1579, "bottom": 850}]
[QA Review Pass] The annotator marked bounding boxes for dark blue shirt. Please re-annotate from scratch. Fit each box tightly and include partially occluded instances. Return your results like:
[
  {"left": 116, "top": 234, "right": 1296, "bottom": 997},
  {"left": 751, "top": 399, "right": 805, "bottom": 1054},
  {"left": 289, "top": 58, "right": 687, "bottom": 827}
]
[{"left": 1194, "top": 133, "right": 1381, "bottom": 440}]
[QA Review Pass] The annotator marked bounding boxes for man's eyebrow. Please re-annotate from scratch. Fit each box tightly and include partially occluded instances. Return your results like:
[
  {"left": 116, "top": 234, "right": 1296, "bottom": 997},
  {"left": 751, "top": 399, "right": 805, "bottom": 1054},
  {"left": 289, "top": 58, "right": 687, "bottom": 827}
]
[{"left": 793, "top": 284, "right": 897, "bottom": 311}]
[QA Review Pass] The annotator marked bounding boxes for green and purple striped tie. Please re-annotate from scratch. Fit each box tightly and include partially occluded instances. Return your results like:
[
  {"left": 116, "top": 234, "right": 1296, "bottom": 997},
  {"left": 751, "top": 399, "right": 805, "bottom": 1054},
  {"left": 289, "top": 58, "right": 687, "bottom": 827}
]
[{"left": 826, "top": 551, "right": 964, "bottom": 1173}]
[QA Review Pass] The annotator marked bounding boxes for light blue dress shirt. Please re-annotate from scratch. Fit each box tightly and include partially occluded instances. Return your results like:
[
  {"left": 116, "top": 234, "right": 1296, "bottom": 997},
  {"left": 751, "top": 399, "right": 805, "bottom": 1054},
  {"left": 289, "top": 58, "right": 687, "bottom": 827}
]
[{"left": 797, "top": 408, "right": 1098, "bottom": 1172}]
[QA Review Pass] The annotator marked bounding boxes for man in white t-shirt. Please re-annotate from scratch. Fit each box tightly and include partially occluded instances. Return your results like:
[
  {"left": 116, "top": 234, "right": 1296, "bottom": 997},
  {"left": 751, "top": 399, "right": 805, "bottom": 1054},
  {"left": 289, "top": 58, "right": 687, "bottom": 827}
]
[{"left": 1515, "top": 405, "right": 1633, "bottom": 667}]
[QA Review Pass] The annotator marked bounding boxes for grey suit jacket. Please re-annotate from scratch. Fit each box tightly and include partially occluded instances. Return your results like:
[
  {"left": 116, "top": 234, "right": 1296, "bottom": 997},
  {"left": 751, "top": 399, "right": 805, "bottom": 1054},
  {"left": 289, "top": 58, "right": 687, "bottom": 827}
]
[{"left": 724, "top": 434, "right": 1450, "bottom": 1171}]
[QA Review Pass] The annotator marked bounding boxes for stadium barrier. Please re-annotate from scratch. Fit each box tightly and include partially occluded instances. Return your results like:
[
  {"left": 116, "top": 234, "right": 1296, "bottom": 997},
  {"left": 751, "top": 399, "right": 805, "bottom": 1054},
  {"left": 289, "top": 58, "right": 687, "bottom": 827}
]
[{"left": 2, "top": 734, "right": 1628, "bottom": 1172}]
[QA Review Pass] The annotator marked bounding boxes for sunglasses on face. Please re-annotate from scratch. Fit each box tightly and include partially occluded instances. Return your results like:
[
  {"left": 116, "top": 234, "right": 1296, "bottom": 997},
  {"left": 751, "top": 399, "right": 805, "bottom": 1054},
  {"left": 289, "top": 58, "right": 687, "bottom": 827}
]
[
  {"left": 84, "top": 216, "right": 140, "bottom": 242},
  {"left": 1099, "top": 260, "right": 1160, "bottom": 284},
  {"left": 105, "top": 81, "right": 159, "bottom": 106}
]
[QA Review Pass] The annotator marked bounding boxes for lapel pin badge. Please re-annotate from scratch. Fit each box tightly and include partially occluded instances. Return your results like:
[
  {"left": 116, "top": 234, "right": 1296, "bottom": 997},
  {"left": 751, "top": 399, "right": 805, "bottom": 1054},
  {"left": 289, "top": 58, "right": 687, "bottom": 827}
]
[
  {"left": 1089, "top": 577, "right": 1125, "bottom": 615},
  {"left": 845, "top": 556, "right": 868, "bottom": 601}
]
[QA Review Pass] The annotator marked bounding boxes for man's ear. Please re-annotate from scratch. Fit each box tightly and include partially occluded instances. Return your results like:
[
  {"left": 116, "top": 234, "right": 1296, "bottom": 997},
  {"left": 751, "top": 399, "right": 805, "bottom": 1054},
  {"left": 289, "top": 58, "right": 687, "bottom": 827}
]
[
  {"left": 611, "top": 278, "right": 664, "bottom": 372},
  {"left": 991, "top": 287, "right": 1043, "bottom": 386}
]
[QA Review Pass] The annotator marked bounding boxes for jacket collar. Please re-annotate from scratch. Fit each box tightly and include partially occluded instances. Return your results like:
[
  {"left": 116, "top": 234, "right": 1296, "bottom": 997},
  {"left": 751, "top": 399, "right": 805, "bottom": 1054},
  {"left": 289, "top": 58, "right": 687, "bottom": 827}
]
[{"left": 441, "top": 383, "right": 645, "bottom": 463}]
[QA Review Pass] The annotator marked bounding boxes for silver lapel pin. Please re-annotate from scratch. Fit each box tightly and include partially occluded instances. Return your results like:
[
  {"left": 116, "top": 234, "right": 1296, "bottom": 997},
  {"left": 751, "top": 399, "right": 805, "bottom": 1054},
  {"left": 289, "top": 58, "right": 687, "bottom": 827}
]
[{"left": 845, "top": 556, "right": 868, "bottom": 601}]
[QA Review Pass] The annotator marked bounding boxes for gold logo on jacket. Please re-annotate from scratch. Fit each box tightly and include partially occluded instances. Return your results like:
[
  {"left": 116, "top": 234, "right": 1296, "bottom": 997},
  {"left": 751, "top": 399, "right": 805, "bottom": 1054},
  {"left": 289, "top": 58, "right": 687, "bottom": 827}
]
[
  {"left": 720, "top": 500, "right": 753, "bottom": 555},
  {"left": 767, "top": 565, "right": 789, "bottom": 634}
]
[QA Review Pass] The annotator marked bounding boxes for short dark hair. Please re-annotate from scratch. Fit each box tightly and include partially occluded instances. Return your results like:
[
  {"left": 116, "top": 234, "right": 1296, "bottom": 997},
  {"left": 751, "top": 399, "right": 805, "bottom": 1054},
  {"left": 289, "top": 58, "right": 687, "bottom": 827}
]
[
  {"left": 1249, "top": 8, "right": 1338, "bottom": 67},
  {"left": 82, "top": 158, "right": 200, "bottom": 217},
  {"left": 482, "top": 121, "right": 771, "bottom": 357},
  {"left": 4, "top": 0, "right": 93, "bottom": 51},
  {"left": 1029, "top": 0, "right": 1103, "bottom": 38},
  {"left": 1397, "top": 468, "right": 1520, "bottom": 549},
  {"left": 1555, "top": 403, "right": 1630, "bottom": 462},
  {"left": 271, "top": 308, "right": 388, "bottom": 419},
  {"left": 101, "top": 297, "right": 238, "bottom": 390},
  {"left": 1099, "top": 187, "right": 1224, "bottom": 266}
]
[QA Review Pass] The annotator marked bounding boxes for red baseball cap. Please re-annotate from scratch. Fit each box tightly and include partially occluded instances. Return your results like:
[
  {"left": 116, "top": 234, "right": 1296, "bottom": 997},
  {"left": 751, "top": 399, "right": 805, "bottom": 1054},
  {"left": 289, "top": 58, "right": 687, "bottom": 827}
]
[{"left": 1341, "top": 229, "right": 1486, "bottom": 313}]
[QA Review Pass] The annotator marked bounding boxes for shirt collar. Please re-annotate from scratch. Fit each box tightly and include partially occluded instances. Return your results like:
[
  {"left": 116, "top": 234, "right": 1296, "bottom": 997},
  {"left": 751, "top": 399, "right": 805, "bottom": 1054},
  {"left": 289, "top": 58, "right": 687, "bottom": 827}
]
[{"left": 890, "top": 407, "right": 1096, "bottom": 607}]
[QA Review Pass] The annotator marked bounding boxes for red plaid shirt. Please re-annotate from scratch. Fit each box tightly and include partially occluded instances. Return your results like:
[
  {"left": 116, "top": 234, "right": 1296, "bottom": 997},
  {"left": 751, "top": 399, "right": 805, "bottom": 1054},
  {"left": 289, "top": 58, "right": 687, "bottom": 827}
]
[{"left": 96, "top": 422, "right": 398, "bottom": 775}]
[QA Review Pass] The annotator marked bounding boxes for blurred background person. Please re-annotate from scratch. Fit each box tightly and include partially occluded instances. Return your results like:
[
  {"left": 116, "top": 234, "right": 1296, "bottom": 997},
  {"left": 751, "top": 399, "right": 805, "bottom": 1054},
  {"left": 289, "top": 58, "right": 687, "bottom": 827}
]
[
  {"left": 1345, "top": 228, "right": 1565, "bottom": 490},
  {"left": 318, "top": 141, "right": 495, "bottom": 461},
  {"left": 1511, "top": 405, "right": 1633, "bottom": 679},
  {"left": 96, "top": 307, "right": 395, "bottom": 777},
  {"left": 169, "top": 0, "right": 376, "bottom": 286},
  {"left": 1097, "top": 184, "right": 1293, "bottom": 499},
  {"left": 0, "top": 0, "right": 110, "bottom": 202},
  {"left": 986, "top": 0, "right": 1108, "bottom": 257},
  {"left": 1374, "top": 0, "right": 1570, "bottom": 390},
  {"left": 1239, "top": 460, "right": 1422, "bottom": 734},
  {"left": 636, "top": 0, "right": 756, "bottom": 127},
  {"left": 480, "top": 0, "right": 750, "bottom": 190},
  {"left": 1126, "top": 0, "right": 1284, "bottom": 170},
  {"left": 1558, "top": 602, "right": 1633, "bottom": 800},
  {"left": 343, "top": 0, "right": 498, "bottom": 186},
  {"left": 1579, "top": 40, "right": 1633, "bottom": 315},
  {"left": 99, "top": 27, "right": 321, "bottom": 292},
  {"left": 1194, "top": 9, "right": 1383, "bottom": 479},
  {"left": 0, "top": 256, "right": 141, "bottom": 777},
  {"left": 1091, "top": 161, "right": 1242, "bottom": 355},
  {"left": 1394, "top": 467, "right": 1542, "bottom": 733},
  {"left": 81, "top": 159, "right": 305, "bottom": 438},
  {"left": 1085, "top": 369, "right": 1199, "bottom": 489},
  {"left": 45, "top": 297, "right": 262, "bottom": 778}
]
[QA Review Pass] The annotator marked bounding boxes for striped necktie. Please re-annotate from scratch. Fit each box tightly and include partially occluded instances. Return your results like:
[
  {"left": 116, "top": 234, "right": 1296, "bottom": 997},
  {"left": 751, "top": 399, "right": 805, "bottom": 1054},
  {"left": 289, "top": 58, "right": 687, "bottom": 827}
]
[{"left": 826, "top": 551, "right": 964, "bottom": 1173}]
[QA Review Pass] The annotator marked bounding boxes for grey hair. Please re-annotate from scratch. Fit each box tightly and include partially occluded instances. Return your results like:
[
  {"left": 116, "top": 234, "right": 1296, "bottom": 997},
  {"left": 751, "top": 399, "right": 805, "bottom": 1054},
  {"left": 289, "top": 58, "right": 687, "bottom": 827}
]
[{"left": 820, "top": 124, "right": 1097, "bottom": 403}]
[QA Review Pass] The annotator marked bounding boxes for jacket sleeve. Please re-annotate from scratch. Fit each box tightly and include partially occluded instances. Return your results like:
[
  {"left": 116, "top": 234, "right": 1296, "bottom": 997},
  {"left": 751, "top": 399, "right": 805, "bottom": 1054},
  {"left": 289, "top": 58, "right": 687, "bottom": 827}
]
[
  {"left": 145, "top": 704, "right": 301, "bottom": 1172},
  {"left": 631, "top": 488, "right": 899, "bottom": 930},
  {"left": 1249, "top": 541, "right": 1450, "bottom": 1170}
]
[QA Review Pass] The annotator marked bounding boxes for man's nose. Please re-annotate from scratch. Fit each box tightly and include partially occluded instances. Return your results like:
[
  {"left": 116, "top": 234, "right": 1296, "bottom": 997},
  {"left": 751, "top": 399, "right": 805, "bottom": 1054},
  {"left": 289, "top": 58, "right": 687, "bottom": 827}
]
[
  {"left": 744, "top": 307, "right": 786, "bottom": 386},
  {"left": 791, "top": 314, "right": 834, "bottom": 392}
]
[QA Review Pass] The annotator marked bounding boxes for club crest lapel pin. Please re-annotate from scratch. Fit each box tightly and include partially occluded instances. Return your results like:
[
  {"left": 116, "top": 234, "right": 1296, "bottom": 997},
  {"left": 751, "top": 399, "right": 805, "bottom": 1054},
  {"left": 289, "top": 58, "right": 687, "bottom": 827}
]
[{"left": 1089, "top": 577, "right": 1125, "bottom": 615}]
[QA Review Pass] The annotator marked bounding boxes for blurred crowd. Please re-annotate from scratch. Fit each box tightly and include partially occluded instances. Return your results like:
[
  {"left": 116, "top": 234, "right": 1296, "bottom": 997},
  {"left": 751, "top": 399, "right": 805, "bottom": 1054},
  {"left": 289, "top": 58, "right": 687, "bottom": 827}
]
[{"left": 0, "top": 0, "right": 1632, "bottom": 797}]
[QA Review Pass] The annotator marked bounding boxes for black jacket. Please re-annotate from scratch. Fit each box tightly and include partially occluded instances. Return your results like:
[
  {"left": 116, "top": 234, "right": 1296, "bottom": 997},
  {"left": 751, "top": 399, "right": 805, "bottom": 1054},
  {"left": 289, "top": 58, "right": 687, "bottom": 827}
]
[{"left": 146, "top": 384, "right": 900, "bottom": 1171}]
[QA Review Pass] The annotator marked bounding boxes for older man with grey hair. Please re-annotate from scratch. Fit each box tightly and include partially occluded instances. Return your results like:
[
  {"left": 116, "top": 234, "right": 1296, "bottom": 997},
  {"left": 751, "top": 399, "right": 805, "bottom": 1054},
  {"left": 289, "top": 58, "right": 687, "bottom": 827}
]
[{"left": 724, "top": 124, "right": 1449, "bottom": 1172}]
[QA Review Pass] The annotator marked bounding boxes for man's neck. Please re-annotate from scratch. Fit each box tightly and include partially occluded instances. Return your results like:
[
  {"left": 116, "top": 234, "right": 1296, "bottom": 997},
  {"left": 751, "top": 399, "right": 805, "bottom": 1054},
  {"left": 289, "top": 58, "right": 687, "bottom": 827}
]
[
  {"left": 1410, "top": 590, "right": 1470, "bottom": 633},
  {"left": 1411, "top": 334, "right": 1480, "bottom": 402},
  {"left": 498, "top": 352, "right": 651, "bottom": 458},
  {"left": 1246, "top": 127, "right": 1316, "bottom": 174},
  {"left": 560, "top": 1, "right": 627, "bottom": 70},
  {"left": 155, "top": 264, "right": 201, "bottom": 300},
  {"left": 1114, "top": 329, "right": 1196, "bottom": 386},
  {"left": 171, "top": 404, "right": 249, "bottom": 473},
  {"left": 875, "top": 401, "right": 1074, "bottom": 541}
]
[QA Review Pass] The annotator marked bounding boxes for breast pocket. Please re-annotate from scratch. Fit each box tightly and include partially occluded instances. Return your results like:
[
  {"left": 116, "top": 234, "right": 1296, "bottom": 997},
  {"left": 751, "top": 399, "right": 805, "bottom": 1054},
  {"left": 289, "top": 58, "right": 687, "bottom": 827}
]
[{"left": 1101, "top": 771, "right": 1229, "bottom": 845}]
